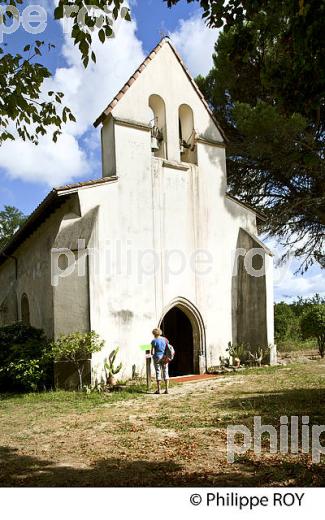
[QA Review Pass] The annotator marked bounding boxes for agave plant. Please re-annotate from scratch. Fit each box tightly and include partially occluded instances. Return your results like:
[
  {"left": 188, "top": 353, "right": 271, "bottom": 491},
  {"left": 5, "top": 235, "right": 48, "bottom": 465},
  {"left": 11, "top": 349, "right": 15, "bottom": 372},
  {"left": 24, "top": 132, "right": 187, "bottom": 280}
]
[{"left": 104, "top": 347, "right": 122, "bottom": 386}]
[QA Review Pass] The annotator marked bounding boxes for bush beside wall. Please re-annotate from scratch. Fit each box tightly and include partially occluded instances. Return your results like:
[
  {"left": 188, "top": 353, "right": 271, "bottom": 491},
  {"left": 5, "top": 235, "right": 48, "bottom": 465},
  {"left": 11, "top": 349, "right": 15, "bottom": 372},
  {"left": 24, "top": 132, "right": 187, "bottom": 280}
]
[{"left": 0, "top": 323, "right": 52, "bottom": 392}]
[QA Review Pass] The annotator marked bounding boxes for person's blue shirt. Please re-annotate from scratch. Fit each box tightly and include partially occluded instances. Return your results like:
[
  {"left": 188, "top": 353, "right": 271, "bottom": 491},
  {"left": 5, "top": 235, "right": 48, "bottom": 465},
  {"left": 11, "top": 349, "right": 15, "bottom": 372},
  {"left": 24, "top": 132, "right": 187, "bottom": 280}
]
[{"left": 151, "top": 337, "right": 167, "bottom": 360}]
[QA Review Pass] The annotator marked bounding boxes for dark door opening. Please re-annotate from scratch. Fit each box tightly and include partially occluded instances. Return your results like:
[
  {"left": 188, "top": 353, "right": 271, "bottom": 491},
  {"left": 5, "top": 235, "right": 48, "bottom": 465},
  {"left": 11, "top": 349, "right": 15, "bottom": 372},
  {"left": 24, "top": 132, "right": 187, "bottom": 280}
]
[{"left": 161, "top": 306, "right": 194, "bottom": 377}]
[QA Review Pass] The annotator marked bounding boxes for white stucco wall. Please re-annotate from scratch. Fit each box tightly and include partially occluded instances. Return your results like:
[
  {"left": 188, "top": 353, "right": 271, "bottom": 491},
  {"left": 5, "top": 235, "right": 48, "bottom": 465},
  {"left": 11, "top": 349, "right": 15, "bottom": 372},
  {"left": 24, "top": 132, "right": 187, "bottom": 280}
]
[
  {"left": 0, "top": 197, "right": 79, "bottom": 338},
  {"left": 83, "top": 41, "right": 273, "bottom": 381}
]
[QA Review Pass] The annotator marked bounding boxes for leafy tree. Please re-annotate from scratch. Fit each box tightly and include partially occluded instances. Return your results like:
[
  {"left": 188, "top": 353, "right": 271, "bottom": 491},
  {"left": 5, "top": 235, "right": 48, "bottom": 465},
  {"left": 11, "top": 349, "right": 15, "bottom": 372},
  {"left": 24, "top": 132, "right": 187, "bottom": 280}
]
[
  {"left": 169, "top": 0, "right": 325, "bottom": 270},
  {"left": 49, "top": 331, "right": 104, "bottom": 390},
  {"left": 291, "top": 293, "right": 325, "bottom": 318},
  {"left": 274, "top": 302, "right": 300, "bottom": 343},
  {"left": 301, "top": 305, "right": 325, "bottom": 357},
  {"left": 0, "top": 0, "right": 130, "bottom": 145},
  {"left": 274, "top": 295, "right": 324, "bottom": 352},
  {"left": 0, "top": 205, "right": 26, "bottom": 249}
]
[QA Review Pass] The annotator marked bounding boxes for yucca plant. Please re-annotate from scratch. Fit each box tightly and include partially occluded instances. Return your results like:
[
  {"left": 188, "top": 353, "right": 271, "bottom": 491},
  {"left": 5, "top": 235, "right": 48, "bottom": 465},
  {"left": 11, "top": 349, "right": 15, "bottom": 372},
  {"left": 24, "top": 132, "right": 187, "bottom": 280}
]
[{"left": 104, "top": 347, "right": 122, "bottom": 386}]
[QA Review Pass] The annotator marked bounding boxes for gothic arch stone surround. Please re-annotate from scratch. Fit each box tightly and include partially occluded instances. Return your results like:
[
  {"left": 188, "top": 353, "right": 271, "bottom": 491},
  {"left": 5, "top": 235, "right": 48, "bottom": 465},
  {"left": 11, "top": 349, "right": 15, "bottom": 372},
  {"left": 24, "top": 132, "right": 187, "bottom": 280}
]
[{"left": 158, "top": 297, "right": 206, "bottom": 374}]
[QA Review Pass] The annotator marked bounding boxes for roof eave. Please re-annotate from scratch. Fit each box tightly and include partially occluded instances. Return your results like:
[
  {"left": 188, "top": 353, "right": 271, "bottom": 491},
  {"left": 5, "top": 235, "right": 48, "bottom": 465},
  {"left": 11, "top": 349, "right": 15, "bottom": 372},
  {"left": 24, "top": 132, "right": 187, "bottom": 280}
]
[
  {"left": 226, "top": 193, "right": 267, "bottom": 222},
  {"left": 93, "top": 37, "right": 227, "bottom": 143},
  {"left": 0, "top": 176, "right": 119, "bottom": 265},
  {"left": 0, "top": 189, "right": 65, "bottom": 263}
]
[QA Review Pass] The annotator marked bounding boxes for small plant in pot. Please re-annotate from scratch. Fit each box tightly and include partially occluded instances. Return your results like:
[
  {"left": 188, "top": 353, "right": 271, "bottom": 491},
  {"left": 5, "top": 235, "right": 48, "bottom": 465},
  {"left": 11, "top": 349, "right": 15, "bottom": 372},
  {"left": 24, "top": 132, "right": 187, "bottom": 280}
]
[{"left": 104, "top": 347, "right": 122, "bottom": 387}]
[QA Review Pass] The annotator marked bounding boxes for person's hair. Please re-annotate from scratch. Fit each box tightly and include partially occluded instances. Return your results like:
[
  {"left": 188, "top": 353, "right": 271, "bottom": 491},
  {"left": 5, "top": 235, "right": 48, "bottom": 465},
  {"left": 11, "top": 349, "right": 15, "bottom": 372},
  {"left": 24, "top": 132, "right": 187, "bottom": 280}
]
[{"left": 152, "top": 327, "right": 162, "bottom": 336}]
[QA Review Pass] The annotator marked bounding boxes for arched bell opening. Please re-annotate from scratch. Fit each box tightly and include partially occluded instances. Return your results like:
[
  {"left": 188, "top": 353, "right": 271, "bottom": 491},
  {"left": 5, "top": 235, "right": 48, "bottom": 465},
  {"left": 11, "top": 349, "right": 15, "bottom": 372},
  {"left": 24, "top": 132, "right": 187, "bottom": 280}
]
[
  {"left": 179, "top": 104, "right": 197, "bottom": 164},
  {"left": 149, "top": 94, "right": 167, "bottom": 159}
]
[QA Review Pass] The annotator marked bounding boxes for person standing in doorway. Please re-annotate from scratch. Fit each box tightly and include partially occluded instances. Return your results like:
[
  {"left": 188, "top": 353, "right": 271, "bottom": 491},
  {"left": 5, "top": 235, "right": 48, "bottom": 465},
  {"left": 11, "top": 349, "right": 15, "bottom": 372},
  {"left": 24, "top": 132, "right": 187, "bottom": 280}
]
[{"left": 151, "top": 327, "right": 169, "bottom": 394}]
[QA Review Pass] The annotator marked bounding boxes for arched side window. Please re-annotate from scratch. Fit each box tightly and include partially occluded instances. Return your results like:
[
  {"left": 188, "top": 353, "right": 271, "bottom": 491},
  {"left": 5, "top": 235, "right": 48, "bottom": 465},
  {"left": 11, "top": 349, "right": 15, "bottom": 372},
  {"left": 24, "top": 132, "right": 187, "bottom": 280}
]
[
  {"left": 179, "top": 104, "right": 197, "bottom": 164},
  {"left": 149, "top": 94, "right": 167, "bottom": 159},
  {"left": 21, "top": 293, "right": 30, "bottom": 326}
]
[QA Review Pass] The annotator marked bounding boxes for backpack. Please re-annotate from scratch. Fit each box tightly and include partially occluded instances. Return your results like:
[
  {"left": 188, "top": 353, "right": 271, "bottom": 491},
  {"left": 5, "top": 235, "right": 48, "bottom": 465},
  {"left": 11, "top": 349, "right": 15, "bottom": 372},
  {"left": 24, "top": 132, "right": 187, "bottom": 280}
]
[{"left": 164, "top": 338, "right": 175, "bottom": 363}]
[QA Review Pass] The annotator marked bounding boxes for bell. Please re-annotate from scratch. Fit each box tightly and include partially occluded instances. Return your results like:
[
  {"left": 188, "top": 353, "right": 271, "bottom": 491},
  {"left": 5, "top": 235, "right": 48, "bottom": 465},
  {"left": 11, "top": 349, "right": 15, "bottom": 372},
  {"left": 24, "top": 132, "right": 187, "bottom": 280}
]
[{"left": 151, "top": 136, "right": 159, "bottom": 151}]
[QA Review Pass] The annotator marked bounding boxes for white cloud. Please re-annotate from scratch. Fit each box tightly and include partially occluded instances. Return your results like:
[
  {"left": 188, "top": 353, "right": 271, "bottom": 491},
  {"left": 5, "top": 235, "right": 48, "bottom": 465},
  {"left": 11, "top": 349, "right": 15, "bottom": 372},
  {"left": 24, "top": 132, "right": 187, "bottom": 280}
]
[
  {"left": 47, "top": 16, "right": 145, "bottom": 138},
  {"left": 264, "top": 237, "right": 325, "bottom": 302},
  {"left": 0, "top": 12, "right": 145, "bottom": 186},
  {"left": 0, "top": 133, "right": 88, "bottom": 186},
  {"left": 169, "top": 13, "right": 219, "bottom": 77},
  {"left": 274, "top": 269, "right": 325, "bottom": 302}
]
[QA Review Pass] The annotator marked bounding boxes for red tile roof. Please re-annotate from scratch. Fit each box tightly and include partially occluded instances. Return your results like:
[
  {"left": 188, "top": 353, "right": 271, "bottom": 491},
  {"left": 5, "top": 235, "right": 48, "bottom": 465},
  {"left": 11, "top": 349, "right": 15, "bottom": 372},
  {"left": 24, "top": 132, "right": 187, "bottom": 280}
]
[
  {"left": 55, "top": 176, "right": 118, "bottom": 193},
  {"left": 0, "top": 177, "right": 118, "bottom": 263}
]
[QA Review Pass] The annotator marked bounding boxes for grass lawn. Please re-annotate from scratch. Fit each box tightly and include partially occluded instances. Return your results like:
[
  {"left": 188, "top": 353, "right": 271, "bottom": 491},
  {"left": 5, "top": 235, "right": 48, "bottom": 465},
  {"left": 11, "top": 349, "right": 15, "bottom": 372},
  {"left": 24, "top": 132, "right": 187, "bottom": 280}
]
[
  {"left": 277, "top": 338, "right": 318, "bottom": 352},
  {"left": 0, "top": 361, "right": 325, "bottom": 487}
]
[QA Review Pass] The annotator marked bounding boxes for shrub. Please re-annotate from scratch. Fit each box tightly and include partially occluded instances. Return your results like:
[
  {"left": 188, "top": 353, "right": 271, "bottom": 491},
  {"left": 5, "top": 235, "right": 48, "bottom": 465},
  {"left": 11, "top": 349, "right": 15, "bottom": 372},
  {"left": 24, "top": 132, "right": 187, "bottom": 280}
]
[
  {"left": 274, "top": 302, "right": 300, "bottom": 342},
  {"left": 0, "top": 359, "right": 43, "bottom": 392},
  {"left": 0, "top": 323, "right": 51, "bottom": 392},
  {"left": 274, "top": 296, "right": 325, "bottom": 352},
  {"left": 301, "top": 305, "right": 325, "bottom": 358},
  {"left": 49, "top": 331, "right": 104, "bottom": 390}
]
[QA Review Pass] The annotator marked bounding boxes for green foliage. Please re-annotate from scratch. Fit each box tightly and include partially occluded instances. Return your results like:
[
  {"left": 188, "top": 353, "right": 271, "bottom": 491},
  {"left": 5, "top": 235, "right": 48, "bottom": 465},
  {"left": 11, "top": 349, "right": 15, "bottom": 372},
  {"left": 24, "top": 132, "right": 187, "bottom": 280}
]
[
  {"left": 104, "top": 346, "right": 122, "bottom": 379},
  {"left": 0, "top": 205, "right": 26, "bottom": 249},
  {"left": 291, "top": 294, "right": 325, "bottom": 317},
  {"left": 0, "top": 39, "right": 75, "bottom": 145},
  {"left": 54, "top": 0, "right": 131, "bottom": 68},
  {"left": 277, "top": 338, "right": 317, "bottom": 354},
  {"left": 0, "top": 359, "right": 43, "bottom": 392},
  {"left": 0, "top": 323, "right": 51, "bottom": 391},
  {"left": 49, "top": 331, "right": 104, "bottom": 389},
  {"left": 166, "top": 0, "right": 242, "bottom": 28},
  {"left": 49, "top": 331, "right": 104, "bottom": 362},
  {"left": 274, "top": 302, "right": 300, "bottom": 343},
  {"left": 189, "top": 0, "right": 325, "bottom": 270},
  {"left": 226, "top": 341, "right": 270, "bottom": 365},
  {"left": 226, "top": 341, "right": 246, "bottom": 360},
  {"left": 275, "top": 295, "right": 325, "bottom": 353},
  {"left": 301, "top": 305, "right": 325, "bottom": 358},
  {"left": 0, "top": 0, "right": 130, "bottom": 145}
]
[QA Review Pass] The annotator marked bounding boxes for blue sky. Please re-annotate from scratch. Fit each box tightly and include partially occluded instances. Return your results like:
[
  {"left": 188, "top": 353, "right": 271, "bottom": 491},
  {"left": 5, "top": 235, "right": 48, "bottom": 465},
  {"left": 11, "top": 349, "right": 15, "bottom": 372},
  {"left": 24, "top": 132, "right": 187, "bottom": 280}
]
[{"left": 0, "top": 0, "right": 323, "bottom": 302}]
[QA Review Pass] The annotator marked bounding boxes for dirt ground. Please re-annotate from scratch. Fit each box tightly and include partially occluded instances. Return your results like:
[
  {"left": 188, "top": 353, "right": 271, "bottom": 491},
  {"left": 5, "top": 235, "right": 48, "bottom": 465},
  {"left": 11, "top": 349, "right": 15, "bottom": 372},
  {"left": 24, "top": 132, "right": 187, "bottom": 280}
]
[{"left": 1, "top": 361, "right": 325, "bottom": 486}]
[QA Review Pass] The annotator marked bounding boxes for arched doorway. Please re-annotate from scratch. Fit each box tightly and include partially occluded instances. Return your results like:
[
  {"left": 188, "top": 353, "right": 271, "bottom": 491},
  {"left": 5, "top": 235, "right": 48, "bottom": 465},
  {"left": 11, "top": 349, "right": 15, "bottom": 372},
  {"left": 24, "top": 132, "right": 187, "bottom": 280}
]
[
  {"left": 161, "top": 307, "right": 194, "bottom": 376},
  {"left": 159, "top": 298, "right": 206, "bottom": 376}
]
